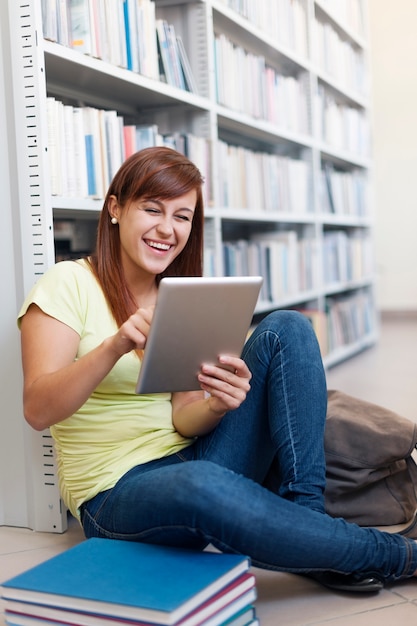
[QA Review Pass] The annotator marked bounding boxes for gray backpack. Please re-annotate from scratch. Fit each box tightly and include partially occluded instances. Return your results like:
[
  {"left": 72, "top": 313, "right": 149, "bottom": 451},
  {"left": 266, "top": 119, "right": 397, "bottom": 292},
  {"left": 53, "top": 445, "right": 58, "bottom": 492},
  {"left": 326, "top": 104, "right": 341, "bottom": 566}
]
[{"left": 324, "top": 390, "right": 417, "bottom": 527}]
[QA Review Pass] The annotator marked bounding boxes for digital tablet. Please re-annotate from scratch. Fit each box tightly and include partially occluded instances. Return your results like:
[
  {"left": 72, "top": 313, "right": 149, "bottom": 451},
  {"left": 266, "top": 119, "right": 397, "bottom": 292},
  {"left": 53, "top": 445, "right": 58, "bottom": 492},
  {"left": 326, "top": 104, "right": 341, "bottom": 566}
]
[{"left": 135, "top": 276, "right": 263, "bottom": 394}]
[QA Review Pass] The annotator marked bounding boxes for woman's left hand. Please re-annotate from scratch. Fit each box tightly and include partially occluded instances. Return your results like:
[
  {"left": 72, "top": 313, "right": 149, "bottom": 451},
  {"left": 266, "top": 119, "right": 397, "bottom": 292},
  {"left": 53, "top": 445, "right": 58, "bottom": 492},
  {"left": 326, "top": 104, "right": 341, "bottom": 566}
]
[{"left": 198, "top": 355, "right": 252, "bottom": 415}]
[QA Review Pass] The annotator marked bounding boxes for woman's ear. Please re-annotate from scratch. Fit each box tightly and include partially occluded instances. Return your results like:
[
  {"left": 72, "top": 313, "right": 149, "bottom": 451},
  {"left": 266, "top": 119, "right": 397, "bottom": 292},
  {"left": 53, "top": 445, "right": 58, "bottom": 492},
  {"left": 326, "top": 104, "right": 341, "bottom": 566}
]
[{"left": 108, "top": 195, "right": 120, "bottom": 222}]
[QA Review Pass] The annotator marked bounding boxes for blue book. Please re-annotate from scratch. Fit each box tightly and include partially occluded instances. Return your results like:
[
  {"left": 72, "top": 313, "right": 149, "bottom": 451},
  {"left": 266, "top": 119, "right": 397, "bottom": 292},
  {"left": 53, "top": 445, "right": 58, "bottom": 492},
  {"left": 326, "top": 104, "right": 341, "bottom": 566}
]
[
  {"left": 84, "top": 134, "right": 96, "bottom": 196},
  {"left": 0, "top": 539, "right": 250, "bottom": 625}
]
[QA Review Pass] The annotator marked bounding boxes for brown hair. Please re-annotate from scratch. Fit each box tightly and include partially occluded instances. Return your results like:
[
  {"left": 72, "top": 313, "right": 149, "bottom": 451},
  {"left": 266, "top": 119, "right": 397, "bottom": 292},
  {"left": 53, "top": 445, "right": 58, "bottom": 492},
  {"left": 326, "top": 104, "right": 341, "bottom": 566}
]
[{"left": 87, "top": 146, "right": 205, "bottom": 327}]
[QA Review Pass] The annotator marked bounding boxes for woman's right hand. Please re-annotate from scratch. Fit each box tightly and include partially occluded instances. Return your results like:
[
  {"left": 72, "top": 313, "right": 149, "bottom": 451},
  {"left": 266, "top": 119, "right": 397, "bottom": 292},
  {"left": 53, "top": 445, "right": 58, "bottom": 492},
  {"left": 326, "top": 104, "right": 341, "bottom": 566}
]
[{"left": 108, "top": 305, "right": 154, "bottom": 358}]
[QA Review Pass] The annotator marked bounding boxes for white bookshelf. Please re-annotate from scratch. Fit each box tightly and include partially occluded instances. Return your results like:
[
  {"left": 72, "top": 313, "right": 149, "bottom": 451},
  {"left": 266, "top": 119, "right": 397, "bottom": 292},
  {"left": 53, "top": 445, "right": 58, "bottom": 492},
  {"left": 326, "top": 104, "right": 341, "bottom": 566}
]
[{"left": 1, "top": 0, "right": 375, "bottom": 531}]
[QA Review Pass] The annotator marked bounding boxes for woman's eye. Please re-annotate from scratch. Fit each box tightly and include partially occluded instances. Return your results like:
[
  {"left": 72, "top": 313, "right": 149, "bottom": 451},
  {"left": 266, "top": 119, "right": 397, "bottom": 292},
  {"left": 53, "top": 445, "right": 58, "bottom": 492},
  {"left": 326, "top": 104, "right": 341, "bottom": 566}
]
[
  {"left": 144, "top": 208, "right": 160, "bottom": 214},
  {"left": 176, "top": 214, "right": 191, "bottom": 222}
]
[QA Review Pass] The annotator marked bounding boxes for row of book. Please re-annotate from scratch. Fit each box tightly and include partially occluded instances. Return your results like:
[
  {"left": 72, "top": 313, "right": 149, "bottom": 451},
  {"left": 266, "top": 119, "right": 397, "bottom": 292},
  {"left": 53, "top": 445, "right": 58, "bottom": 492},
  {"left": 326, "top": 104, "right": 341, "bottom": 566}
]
[
  {"left": 323, "top": 230, "right": 373, "bottom": 285},
  {"left": 295, "top": 288, "right": 374, "bottom": 359},
  {"left": 219, "top": 229, "right": 372, "bottom": 304},
  {"left": 214, "top": 33, "right": 309, "bottom": 134},
  {"left": 314, "top": 84, "right": 370, "bottom": 157},
  {"left": 313, "top": 17, "right": 366, "bottom": 95},
  {"left": 46, "top": 91, "right": 368, "bottom": 218},
  {"left": 45, "top": 97, "right": 211, "bottom": 202},
  {"left": 1, "top": 539, "right": 259, "bottom": 626},
  {"left": 217, "top": 141, "right": 311, "bottom": 213},
  {"left": 217, "top": 0, "right": 308, "bottom": 59},
  {"left": 319, "top": 164, "right": 369, "bottom": 216},
  {"left": 326, "top": 289, "right": 374, "bottom": 353},
  {"left": 319, "top": 0, "right": 365, "bottom": 39},
  {"left": 41, "top": 0, "right": 197, "bottom": 92},
  {"left": 222, "top": 233, "right": 320, "bottom": 304}
]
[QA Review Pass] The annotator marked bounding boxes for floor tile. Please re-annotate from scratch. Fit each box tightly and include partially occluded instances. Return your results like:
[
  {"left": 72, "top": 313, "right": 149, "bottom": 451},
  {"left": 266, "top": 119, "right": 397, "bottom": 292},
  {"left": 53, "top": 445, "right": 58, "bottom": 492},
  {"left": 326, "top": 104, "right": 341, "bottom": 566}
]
[
  {"left": 253, "top": 568, "right": 408, "bottom": 625},
  {"left": 310, "top": 600, "right": 417, "bottom": 625}
]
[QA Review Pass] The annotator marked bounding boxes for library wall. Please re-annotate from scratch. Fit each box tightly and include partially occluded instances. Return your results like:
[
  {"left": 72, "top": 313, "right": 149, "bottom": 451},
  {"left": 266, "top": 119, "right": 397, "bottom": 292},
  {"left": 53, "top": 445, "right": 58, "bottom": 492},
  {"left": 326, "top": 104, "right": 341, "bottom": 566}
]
[{"left": 368, "top": 0, "right": 417, "bottom": 312}]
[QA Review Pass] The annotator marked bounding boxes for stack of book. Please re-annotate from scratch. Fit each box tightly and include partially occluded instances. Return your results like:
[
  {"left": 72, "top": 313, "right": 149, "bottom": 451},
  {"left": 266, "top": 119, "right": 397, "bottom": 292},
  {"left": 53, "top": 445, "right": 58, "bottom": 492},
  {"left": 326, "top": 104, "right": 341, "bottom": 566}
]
[{"left": 1, "top": 538, "right": 258, "bottom": 626}]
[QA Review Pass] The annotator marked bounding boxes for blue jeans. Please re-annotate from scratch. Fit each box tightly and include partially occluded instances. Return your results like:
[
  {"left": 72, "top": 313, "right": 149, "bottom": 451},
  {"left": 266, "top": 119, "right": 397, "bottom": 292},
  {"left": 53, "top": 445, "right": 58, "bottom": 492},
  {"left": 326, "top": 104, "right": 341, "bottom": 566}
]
[{"left": 81, "top": 311, "right": 417, "bottom": 581}]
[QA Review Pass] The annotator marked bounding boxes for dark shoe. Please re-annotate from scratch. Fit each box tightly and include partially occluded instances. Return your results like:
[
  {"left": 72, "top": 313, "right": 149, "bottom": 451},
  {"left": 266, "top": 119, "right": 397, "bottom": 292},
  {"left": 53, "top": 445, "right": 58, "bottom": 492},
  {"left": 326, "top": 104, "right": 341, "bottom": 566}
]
[{"left": 308, "top": 571, "right": 384, "bottom": 593}]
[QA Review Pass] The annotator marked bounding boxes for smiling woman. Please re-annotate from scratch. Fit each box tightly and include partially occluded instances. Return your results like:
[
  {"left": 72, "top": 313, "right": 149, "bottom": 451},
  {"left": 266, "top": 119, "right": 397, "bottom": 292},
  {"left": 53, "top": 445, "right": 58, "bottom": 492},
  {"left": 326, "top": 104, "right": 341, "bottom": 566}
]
[{"left": 17, "top": 146, "right": 417, "bottom": 594}]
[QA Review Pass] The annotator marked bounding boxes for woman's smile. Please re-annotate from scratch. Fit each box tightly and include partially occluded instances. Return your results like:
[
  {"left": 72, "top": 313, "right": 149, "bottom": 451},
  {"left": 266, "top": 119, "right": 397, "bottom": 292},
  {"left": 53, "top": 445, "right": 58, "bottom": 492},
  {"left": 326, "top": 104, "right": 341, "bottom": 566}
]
[{"left": 145, "top": 239, "right": 174, "bottom": 252}]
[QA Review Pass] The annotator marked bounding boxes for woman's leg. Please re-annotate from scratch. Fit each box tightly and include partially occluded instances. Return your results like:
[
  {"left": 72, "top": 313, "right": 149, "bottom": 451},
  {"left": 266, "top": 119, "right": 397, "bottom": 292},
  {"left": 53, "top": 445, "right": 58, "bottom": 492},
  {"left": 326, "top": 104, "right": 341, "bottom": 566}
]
[
  {"left": 191, "top": 310, "right": 328, "bottom": 513},
  {"left": 81, "top": 456, "right": 417, "bottom": 582}
]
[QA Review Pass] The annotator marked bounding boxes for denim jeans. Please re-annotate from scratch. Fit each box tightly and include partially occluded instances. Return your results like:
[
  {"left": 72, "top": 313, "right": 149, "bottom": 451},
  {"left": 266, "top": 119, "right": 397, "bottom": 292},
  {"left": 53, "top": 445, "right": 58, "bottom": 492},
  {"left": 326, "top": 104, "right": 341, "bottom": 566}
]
[{"left": 81, "top": 311, "right": 417, "bottom": 581}]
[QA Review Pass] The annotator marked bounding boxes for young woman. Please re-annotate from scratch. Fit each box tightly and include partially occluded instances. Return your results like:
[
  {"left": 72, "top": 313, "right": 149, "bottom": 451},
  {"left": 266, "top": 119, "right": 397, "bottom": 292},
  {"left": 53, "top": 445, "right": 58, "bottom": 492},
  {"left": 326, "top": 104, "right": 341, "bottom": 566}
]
[{"left": 19, "top": 147, "right": 417, "bottom": 592}]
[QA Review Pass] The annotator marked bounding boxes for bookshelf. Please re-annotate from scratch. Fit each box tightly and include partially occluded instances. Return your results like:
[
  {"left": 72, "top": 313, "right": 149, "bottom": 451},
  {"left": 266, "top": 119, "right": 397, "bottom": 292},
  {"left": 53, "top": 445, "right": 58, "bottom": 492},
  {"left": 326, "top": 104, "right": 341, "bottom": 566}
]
[{"left": 1, "top": 0, "right": 375, "bottom": 531}]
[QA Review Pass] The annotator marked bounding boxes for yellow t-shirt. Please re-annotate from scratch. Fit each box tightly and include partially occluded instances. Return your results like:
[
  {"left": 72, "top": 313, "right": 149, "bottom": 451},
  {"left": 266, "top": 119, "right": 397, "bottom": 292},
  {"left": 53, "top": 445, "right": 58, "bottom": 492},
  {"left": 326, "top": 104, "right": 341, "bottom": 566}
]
[{"left": 18, "top": 259, "right": 193, "bottom": 519}]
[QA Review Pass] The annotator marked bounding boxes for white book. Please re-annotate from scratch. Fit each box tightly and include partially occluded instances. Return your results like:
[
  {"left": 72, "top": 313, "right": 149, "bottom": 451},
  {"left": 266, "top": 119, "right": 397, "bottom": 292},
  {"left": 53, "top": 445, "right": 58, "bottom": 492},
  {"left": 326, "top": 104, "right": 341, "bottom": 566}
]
[
  {"left": 166, "top": 23, "right": 185, "bottom": 89},
  {"left": 72, "top": 107, "right": 89, "bottom": 198},
  {"left": 88, "top": 0, "right": 100, "bottom": 57},
  {"left": 102, "top": 0, "right": 121, "bottom": 66},
  {"left": 62, "top": 104, "right": 76, "bottom": 197},
  {"left": 288, "top": 159, "right": 309, "bottom": 214},
  {"left": 57, "top": 0, "right": 71, "bottom": 46},
  {"left": 177, "top": 35, "right": 198, "bottom": 94},
  {"left": 46, "top": 97, "right": 62, "bottom": 196},
  {"left": 135, "top": 124, "right": 158, "bottom": 150},
  {"left": 155, "top": 19, "right": 177, "bottom": 86},
  {"left": 103, "top": 109, "right": 124, "bottom": 182},
  {"left": 82, "top": 107, "right": 103, "bottom": 198},
  {"left": 69, "top": 0, "right": 93, "bottom": 54},
  {"left": 136, "top": 0, "right": 158, "bottom": 80},
  {"left": 252, "top": 231, "right": 300, "bottom": 297},
  {"left": 41, "top": 0, "right": 58, "bottom": 42},
  {"left": 114, "top": 0, "right": 128, "bottom": 68}
]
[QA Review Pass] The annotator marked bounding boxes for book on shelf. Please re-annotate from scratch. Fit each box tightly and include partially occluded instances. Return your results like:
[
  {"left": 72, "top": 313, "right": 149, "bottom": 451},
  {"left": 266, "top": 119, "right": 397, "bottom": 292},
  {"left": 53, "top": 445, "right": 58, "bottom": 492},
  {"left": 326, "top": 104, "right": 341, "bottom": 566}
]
[
  {"left": 326, "top": 291, "right": 374, "bottom": 352},
  {"left": 156, "top": 19, "right": 174, "bottom": 85},
  {"left": 69, "top": 0, "right": 92, "bottom": 55},
  {"left": 137, "top": 0, "right": 159, "bottom": 80},
  {"left": 251, "top": 231, "right": 300, "bottom": 302},
  {"left": 52, "top": 0, "right": 71, "bottom": 47},
  {"left": 41, "top": 0, "right": 58, "bottom": 43},
  {"left": 297, "top": 309, "right": 329, "bottom": 357},
  {"left": 123, "top": 0, "right": 137, "bottom": 72},
  {"left": 1, "top": 539, "right": 255, "bottom": 626},
  {"left": 176, "top": 36, "right": 198, "bottom": 94},
  {"left": 135, "top": 124, "right": 160, "bottom": 150},
  {"left": 155, "top": 19, "right": 196, "bottom": 92},
  {"left": 165, "top": 22, "right": 186, "bottom": 91},
  {"left": 82, "top": 107, "right": 103, "bottom": 198}
]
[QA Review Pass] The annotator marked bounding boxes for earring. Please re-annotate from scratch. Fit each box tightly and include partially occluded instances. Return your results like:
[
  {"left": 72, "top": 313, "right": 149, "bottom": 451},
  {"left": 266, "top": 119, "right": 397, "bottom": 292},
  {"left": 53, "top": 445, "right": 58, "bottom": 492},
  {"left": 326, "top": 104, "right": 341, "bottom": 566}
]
[{"left": 111, "top": 217, "right": 118, "bottom": 225}]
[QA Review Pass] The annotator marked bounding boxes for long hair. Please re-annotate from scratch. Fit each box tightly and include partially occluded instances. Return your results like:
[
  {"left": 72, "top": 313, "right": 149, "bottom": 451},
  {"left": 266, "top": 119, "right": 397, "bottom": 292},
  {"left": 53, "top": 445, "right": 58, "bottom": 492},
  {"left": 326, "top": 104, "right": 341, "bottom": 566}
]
[{"left": 87, "top": 146, "right": 205, "bottom": 328}]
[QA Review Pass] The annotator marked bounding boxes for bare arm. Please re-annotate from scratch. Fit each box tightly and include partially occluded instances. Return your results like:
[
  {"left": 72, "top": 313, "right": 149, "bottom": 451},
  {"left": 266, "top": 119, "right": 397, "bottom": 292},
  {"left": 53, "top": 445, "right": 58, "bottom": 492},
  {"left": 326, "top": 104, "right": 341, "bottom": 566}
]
[
  {"left": 20, "top": 303, "right": 153, "bottom": 431},
  {"left": 171, "top": 355, "right": 251, "bottom": 437}
]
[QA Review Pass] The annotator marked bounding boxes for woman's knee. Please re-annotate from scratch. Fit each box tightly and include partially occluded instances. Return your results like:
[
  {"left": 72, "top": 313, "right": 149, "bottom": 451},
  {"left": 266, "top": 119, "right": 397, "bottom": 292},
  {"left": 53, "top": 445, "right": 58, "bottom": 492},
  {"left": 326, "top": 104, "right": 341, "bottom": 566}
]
[{"left": 254, "top": 310, "right": 317, "bottom": 348}]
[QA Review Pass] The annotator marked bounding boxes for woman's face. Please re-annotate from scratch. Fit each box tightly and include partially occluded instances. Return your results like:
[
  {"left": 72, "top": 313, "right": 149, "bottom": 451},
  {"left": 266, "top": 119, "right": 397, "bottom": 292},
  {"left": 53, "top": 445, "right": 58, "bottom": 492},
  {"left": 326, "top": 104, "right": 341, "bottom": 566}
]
[{"left": 110, "top": 190, "right": 197, "bottom": 281}]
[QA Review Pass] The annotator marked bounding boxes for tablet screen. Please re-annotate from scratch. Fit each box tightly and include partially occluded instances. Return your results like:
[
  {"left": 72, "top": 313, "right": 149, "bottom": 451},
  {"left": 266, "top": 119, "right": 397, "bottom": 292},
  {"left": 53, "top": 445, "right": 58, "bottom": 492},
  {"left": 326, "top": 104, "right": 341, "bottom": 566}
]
[{"left": 135, "top": 276, "right": 263, "bottom": 394}]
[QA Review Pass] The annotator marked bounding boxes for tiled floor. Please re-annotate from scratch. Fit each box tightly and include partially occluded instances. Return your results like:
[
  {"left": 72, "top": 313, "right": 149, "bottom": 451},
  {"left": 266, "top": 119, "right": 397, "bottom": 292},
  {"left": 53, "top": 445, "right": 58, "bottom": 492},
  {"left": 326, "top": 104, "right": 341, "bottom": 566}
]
[{"left": 1, "top": 315, "right": 417, "bottom": 625}]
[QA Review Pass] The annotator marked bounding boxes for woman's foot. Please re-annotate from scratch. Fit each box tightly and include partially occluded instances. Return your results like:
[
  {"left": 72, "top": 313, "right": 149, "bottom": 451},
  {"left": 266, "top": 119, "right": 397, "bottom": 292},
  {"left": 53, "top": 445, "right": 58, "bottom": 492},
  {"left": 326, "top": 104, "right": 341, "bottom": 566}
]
[{"left": 307, "top": 571, "right": 384, "bottom": 593}]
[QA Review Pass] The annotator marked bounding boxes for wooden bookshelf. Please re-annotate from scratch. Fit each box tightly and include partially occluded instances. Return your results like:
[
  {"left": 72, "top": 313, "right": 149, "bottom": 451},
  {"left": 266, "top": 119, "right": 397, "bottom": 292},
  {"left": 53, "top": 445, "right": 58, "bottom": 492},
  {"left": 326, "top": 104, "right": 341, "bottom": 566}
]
[{"left": 1, "top": 0, "right": 375, "bottom": 530}]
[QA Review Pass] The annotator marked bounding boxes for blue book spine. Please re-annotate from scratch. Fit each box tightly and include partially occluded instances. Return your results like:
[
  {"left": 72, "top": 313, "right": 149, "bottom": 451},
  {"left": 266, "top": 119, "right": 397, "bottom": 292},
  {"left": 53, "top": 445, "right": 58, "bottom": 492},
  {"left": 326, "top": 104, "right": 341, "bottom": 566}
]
[
  {"left": 84, "top": 135, "right": 96, "bottom": 196},
  {"left": 123, "top": 0, "right": 132, "bottom": 71}
]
